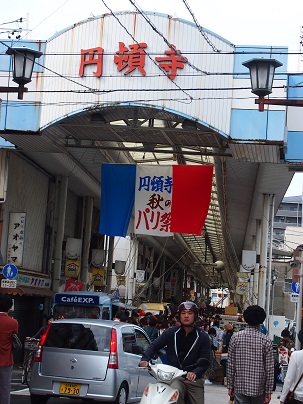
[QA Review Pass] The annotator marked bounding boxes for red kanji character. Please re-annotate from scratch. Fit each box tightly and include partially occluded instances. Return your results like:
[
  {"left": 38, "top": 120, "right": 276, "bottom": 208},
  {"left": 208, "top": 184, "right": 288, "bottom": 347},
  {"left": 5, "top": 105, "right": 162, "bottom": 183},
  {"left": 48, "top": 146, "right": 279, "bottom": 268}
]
[
  {"left": 114, "top": 42, "right": 147, "bottom": 76},
  {"left": 155, "top": 45, "right": 188, "bottom": 79},
  {"left": 160, "top": 212, "right": 171, "bottom": 232},
  {"left": 79, "top": 47, "right": 103, "bottom": 77}
]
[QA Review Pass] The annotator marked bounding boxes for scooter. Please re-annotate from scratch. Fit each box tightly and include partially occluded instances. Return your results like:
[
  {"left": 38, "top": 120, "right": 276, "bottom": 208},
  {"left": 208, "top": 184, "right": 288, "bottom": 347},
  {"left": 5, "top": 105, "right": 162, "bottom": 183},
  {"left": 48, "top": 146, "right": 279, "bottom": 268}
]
[{"left": 139, "top": 358, "right": 210, "bottom": 404}]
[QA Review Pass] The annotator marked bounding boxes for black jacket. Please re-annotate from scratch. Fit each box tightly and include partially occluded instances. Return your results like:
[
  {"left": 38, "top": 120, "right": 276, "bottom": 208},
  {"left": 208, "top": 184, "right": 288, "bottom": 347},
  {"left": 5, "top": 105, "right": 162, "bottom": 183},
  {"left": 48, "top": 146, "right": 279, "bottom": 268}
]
[{"left": 141, "top": 324, "right": 210, "bottom": 378}]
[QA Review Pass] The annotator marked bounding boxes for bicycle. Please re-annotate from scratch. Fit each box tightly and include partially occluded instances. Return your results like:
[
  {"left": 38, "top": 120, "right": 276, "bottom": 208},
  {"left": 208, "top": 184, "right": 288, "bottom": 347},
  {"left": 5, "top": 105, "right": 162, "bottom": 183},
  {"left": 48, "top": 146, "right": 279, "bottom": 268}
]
[{"left": 21, "top": 338, "right": 40, "bottom": 386}]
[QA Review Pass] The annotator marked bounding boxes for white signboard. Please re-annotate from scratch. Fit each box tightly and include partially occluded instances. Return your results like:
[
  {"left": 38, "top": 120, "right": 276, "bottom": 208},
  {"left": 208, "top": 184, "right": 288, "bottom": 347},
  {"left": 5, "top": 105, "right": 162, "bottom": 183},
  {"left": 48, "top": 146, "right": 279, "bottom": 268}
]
[
  {"left": 16, "top": 273, "right": 51, "bottom": 289},
  {"left": 268, "top": 315, "right": 286, "bottom": 341},
  {"left": 1, "top": 279, "right": 17, "bottom": 288},
  {"left": 6, "top": 212, "right": 26, "bottom": 267},
  {"left": 291, "top": 293, "right": 300, "bottom": 303}
]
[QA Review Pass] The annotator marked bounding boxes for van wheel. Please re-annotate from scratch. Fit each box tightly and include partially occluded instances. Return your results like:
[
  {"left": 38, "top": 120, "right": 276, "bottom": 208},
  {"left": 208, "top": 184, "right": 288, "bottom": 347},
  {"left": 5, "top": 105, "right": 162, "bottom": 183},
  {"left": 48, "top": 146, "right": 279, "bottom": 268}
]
[
  {"left": 30, "top": 394, "right": 49, "bottom": 404},
  {"left": 114, "top": 383, "right": 128, "bottom": 404}
]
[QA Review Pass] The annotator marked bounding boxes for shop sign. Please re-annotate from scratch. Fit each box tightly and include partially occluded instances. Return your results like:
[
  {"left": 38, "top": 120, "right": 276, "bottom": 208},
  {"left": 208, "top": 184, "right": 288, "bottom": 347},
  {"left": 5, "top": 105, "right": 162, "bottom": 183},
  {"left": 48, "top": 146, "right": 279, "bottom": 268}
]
[
  {"left": 6, "top": 212, "right": 26, "bottom": 267},
  {"left": 92, "top": 267, "right": 105, "bottom": 286},
  {"left": 64, "top": 260, "right": 81, "bottom": 279},
  {"left": 116, "top": 276, "right": 126, "bottom": 286},
  {"left": 16, "top": 273, "right": 51, "bottom": 288},
  {"left": 236, "top": 281, "right": 248, "bottom": 295},
  {"left": 79, "top": 43, "right": 188, "bottom": 81}
]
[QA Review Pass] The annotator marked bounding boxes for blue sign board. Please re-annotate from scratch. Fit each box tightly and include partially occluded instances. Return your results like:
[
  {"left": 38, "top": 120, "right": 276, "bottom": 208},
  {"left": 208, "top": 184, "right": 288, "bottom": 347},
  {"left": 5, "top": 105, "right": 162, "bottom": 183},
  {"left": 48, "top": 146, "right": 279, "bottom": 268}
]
[
  {"left": 54, "top": 293, "right": 100, "bottom": 305},
  {"left": 291, "top": 282, "right": 300, "bottom": 294},
  {"left": 2, "top": 264, "right": 18, "bottom": 279}
]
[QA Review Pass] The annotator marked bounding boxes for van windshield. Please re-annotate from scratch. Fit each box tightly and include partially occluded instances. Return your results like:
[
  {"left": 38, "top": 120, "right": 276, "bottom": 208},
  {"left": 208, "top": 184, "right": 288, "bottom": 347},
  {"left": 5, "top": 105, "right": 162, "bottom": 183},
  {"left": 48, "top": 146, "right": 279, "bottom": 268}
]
[
  {"left": 53, "top": 304, "right": 100, "bottom": 319},
  {"left": 44, "top": 323, "right": 111, "bottom": 351}
]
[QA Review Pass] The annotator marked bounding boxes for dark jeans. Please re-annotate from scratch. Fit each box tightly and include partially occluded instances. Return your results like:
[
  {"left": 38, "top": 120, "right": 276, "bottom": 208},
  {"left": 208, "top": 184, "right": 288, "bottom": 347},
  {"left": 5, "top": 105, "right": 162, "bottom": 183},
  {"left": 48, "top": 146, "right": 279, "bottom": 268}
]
[
  {"left": 0, "top": 365, "right": 12, "bottom": 404},
  {"left": 235, "top": 392, "right": 265, "bottom": 404}
]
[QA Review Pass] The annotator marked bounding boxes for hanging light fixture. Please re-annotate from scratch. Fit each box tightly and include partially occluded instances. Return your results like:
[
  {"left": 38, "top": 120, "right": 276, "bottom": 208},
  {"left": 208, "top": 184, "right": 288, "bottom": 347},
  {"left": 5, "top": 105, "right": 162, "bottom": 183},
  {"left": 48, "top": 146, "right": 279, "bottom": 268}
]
[
  {"left": 243, "top": 57, "right": 303, "bottom": 111},
  {"left": 0, "top": 46, "right": 42, "bottom": 100}
]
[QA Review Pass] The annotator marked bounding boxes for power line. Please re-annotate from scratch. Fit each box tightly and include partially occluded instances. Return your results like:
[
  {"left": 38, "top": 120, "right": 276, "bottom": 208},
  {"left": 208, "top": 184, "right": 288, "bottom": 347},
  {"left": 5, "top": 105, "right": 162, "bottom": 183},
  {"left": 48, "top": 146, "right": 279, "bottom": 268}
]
[
  {"left": 127, "top": 0, "right": 210, "bottom": 76},
  {"left": 101, "top": 0, "right": 194, "bottom": 104},
  {"left": 181, "top": 0, "right": 222, "bottom": 52}
]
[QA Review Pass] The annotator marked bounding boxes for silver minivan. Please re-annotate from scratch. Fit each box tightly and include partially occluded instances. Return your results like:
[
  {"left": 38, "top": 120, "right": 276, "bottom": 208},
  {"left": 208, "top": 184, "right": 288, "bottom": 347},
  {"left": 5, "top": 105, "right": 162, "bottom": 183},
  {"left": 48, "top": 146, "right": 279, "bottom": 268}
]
[{"left": 29, "top": 319, "right": 156, "bottom": 404}]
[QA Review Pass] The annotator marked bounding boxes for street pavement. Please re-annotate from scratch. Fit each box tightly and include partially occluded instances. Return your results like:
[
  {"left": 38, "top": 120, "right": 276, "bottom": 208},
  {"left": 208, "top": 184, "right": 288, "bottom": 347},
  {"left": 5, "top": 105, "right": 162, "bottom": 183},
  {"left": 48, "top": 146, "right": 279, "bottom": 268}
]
[{"left": 10, "top": 365, "right": 283, "bottom": 404}]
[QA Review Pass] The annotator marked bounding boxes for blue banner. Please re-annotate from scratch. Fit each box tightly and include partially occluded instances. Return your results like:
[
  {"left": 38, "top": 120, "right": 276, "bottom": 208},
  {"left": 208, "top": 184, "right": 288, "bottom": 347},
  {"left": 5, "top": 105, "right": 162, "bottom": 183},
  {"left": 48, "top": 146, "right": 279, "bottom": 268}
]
[{"left": 99, "top": 164, "right": 136, "bottom": 237}]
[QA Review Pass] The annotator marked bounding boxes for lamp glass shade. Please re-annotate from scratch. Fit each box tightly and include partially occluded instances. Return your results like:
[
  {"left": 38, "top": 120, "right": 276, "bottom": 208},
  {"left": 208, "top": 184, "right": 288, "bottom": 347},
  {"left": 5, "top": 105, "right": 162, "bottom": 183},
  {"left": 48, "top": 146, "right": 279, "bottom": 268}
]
[
  {"left": 6, "top": 47, "right": 42, "bottom": 85},
  {"left": 242, "top": 58, "right": 283, "bottom": 97}
]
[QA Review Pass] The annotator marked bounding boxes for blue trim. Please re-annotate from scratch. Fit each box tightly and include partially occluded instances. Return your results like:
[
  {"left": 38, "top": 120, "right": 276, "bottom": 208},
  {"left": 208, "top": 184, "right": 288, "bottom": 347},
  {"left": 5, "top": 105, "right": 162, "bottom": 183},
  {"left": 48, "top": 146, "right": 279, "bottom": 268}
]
[
  {"left": 0, "top": 101, "right": 41, "bottom": 131},
  {"left": 233, "top": 46, "right": 288, "bottom": 79},
  {"left": 0, "top": 40, "right": 46, "bottom": 73},
  {"left": 288, "top": 75, "right": 303, "bottom": 100},
  {"left": 230, "top": 109, "right": 285, "bottom": 141},
  {"left": 285, "top": 131, "right": 303, "bottom": 161},
  {"left": 0, "top": 137, "right": 14, "bottom": 148}
]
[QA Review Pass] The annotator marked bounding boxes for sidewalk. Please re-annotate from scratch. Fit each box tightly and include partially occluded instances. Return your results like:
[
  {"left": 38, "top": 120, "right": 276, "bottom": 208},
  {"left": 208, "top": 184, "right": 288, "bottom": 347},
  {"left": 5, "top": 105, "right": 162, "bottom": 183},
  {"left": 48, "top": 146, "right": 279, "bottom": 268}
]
[{"left": 205, "top": 383, "right": 282, "bottom": 404}]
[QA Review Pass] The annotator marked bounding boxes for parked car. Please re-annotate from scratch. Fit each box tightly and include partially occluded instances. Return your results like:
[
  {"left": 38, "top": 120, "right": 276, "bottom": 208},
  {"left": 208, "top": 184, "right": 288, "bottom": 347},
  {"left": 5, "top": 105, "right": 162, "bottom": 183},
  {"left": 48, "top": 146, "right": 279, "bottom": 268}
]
[{"left": 29, "top": 318, "right": 157, "bottom": 404}]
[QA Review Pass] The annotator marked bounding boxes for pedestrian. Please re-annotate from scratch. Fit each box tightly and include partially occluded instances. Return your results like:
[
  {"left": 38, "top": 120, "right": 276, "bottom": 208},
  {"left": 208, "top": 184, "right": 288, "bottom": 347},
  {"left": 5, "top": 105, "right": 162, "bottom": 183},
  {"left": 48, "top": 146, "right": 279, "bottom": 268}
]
[
  {"left": 221, "top": 323, "right": 234, "bottom": 385},
  {"left": 26, "top": 315, "right": 54, "bottom": 340},
  {"left": 139, "top": 301, "right": 210, "bottom": 404},
  {"left": 0, "top": 295, "right": 19, "bottom": 404},
  {"left": 280, "top": 329, "right": 295, "bottom": 355},
  {"left": 145, "top": 315, "right": 159, "bottom": 341},
  {"left": 227, "top": 305, "right": 274, "bottom": 404},
  {"left": 204, "top": 327, "right": 217, "bottom": 385},
  {"left": 280, "top": 329, "right": 303, "bottom": 404}
]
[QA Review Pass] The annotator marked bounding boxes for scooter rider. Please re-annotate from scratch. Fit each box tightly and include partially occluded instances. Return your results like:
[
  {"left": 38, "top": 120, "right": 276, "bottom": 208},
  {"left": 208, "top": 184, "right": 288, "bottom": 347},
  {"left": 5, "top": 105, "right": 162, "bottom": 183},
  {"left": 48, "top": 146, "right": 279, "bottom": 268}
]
[{"left": 139, "top": 301, "right": 210, "bottom": 404}]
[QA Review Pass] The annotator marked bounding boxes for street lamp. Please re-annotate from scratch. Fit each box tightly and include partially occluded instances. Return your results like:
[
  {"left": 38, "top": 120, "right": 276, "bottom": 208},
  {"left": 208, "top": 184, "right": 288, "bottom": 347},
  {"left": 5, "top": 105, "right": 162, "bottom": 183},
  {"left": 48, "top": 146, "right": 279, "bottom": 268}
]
[
  {"left": 243, "top": 58, "right": 303, "bottom": 111},
  {"left": 0, "top": 47, "right": 42, "bottom": 100}
]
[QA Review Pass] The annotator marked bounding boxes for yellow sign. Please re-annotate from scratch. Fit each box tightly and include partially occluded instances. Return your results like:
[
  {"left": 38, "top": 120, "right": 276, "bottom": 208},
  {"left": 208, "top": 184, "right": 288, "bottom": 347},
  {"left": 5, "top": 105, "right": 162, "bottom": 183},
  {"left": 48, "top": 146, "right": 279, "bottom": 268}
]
[
  {"left": 65, "top": 260, "right": 80, "bottom": 279},
  {"left": 116, "top": 276, "right": 126, "bottom": 286},
  {"left": 92, "top": 267, "right": 105, "bottom": 286},
  {"left": 164, "top": 290, "right": 172, "bottom": 299}
]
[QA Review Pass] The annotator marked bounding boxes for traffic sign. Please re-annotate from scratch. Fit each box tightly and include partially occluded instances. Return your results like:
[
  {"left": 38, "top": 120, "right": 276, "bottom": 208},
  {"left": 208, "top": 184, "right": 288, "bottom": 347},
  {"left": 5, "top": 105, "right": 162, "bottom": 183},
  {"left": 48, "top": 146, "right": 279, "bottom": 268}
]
[
  {"left": 1, "top": 279, "right": 17, "bottom": 288},
  {"left": 291, "top": 282, "right": 300, "bottom": 294},
  {"left": 2, "top": 264, "right": 18, "bottom": 279},
  {"left": 291, "top": 293, "right": 300, "bottom": 303}
]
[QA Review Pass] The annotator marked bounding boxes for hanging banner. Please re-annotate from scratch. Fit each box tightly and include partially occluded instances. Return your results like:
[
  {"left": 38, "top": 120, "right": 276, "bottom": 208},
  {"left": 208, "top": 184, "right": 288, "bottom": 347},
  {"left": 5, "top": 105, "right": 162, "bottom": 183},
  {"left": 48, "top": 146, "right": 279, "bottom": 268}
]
[
  {"left": 236, "top": 281, "right": 249, "bottom": 295},
  {"left": 241, "top": 250, "right": 256, "bottom": 271},
  {"left": 136, "top": 269, "right": 145, "bottom": 282},
  {"left": 6, "top": 212, "right": 26, "bottom": 267},
  {"left": 92, "top": 267, "right": 106, "bottom": 286},
  {"left": 64, "top": 279, "right": 84, "bottom": 292},
  {"left": 64, "top": 260, "right": 81, "bottom": 279},
  {"left": 99, "top": 164, "right": 213, "bottom": 237},
  {"left": 116, "top": 276, "right": 126, "bottom": 286}
]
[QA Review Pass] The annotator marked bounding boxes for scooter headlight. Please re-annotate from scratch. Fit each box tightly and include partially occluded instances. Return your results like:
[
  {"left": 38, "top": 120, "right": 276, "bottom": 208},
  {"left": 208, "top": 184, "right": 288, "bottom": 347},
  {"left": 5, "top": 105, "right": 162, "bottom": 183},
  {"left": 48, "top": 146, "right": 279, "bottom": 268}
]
[{"left": 157, "top": 369, "right": 175, "bottom": 381}]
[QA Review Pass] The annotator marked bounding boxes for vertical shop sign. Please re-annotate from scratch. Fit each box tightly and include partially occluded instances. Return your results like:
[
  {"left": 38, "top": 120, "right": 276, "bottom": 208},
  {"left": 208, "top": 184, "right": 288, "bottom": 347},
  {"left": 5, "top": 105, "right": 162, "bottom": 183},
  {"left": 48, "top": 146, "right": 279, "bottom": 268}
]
[{"left": 6, "top": 212, "right": 26, "bottom": 266}]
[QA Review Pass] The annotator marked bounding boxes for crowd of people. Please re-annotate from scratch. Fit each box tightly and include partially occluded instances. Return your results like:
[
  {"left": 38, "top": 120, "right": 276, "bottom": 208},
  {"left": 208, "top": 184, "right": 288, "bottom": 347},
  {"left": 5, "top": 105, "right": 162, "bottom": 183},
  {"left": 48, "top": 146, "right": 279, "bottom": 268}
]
[{"left": 1, "top": 293, "right": 303, "bottom": 404}]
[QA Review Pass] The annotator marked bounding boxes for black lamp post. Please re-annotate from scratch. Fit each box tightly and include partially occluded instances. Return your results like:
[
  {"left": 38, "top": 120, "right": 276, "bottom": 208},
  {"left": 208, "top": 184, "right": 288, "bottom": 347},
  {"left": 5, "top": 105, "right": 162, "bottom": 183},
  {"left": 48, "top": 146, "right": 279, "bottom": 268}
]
[
  {"left": 243, "top": 58, "right": 303, "bottom": 111},
  {"left": 0, "top": 47, "right": 42, "bottom": 100}
]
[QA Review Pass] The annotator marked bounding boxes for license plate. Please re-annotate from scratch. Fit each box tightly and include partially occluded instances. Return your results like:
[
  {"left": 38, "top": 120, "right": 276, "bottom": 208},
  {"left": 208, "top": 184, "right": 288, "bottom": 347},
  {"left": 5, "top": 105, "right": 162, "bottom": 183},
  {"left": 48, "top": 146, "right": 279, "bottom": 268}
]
[{"left": 59, "top": 383, "right": 81, "bottom": 395}]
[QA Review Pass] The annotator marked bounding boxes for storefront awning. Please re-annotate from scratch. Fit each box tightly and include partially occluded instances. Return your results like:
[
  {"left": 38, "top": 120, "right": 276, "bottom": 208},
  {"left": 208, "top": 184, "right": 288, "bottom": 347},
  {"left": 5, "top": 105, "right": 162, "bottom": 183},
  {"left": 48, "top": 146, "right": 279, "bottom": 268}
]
[{"left": 0, "top": 286, "right": 54, "bottom": 297}]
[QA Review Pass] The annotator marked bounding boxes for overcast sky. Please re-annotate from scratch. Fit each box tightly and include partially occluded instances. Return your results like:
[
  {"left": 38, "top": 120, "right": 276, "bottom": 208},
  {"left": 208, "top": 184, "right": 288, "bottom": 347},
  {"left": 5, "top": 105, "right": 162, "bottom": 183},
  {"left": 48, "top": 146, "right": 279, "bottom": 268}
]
[{"left": 1, "top": 0, "right": 303, "bottom": 196}]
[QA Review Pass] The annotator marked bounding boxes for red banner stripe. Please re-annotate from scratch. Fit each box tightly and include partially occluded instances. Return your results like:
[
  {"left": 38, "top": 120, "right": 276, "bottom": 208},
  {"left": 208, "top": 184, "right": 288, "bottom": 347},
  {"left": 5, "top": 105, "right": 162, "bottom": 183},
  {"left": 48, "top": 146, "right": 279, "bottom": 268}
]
[{"left": 170, "top": 165, "right": 213, "bottom": 235}]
